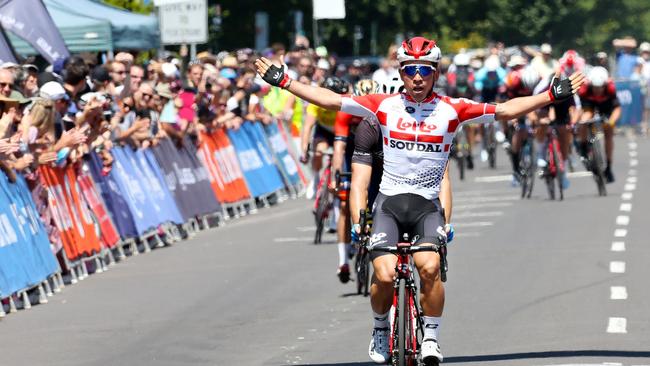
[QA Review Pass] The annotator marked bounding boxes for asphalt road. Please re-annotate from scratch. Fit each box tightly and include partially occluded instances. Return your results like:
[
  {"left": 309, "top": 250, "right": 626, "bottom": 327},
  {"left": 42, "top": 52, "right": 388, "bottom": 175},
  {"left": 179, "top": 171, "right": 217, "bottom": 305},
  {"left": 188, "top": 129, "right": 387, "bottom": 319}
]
[{"left": 1, "top": 134, "right": 648, "bottom": 366}]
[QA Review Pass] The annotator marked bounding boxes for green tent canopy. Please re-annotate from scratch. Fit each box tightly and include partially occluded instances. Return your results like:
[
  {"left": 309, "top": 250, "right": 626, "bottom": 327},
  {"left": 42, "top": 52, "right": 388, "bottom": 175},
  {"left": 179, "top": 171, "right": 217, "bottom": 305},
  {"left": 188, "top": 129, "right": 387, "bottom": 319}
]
[{"left": 9, "top": 0, "right": 158, "bottom": 56}]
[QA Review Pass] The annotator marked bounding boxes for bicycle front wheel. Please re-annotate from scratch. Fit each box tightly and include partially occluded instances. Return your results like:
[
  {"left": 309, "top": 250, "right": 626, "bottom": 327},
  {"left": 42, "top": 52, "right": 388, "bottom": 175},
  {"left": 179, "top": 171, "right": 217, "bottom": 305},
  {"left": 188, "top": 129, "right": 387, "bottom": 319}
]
[
  {"left": 551, "top": 139, "right": 564, "bottom": 201},
  {"left": 397, "top": 278, "right": 407, "bottom": 366}
]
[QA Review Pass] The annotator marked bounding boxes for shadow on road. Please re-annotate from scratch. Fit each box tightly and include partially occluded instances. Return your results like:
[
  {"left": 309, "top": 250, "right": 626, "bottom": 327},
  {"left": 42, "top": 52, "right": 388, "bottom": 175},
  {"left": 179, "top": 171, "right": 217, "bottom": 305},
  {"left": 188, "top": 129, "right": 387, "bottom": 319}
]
[{"left": 293, "top": 349, "right": 650, "bottom": 365}]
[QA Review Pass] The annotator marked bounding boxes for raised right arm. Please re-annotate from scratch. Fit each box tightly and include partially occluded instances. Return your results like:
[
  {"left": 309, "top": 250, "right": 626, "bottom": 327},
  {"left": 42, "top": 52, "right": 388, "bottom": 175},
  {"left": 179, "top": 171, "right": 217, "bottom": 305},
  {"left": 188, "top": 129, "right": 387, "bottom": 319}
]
[{"left": 255, "top": 57, "right": 343, "bottom": 111}]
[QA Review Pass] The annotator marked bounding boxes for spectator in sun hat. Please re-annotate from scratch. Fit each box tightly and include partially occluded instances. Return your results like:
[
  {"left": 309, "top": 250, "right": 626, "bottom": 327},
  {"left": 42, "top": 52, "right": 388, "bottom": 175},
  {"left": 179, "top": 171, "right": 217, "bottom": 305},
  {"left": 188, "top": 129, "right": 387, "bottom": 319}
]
[
  {"left": 0, "top": 68, "right": 15, "bottom": 97},
  {"left": 39, "top": 81, "right": 72, "bottom": 139}
]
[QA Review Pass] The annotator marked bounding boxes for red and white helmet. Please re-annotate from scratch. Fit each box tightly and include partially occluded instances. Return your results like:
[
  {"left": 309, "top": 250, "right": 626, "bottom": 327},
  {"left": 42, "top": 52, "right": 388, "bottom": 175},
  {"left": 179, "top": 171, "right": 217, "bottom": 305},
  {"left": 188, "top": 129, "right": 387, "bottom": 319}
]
[{"left": 397, "top": 37, "right": 441, "bottom": 65}]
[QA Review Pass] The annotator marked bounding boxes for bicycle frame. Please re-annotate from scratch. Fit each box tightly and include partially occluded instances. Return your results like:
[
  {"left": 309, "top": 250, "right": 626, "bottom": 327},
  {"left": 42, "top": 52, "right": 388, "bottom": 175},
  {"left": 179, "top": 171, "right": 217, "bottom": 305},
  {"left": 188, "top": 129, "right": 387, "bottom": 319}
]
[{"left": 371, "top": 239, "right": 446, "bottom": 366}]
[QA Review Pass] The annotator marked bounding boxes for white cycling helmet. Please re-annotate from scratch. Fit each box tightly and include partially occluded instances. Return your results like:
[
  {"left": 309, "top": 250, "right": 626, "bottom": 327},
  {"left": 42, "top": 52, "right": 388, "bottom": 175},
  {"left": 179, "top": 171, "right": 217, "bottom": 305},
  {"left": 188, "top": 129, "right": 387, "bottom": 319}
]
[
  {"left": 588, "top": 66, "right": 609, "bottom": 87},
  {"left": 453, "top": 53, "right": 470, "bottom": 66},
  {"left": 521, "top": 66, "right": 540, "bottom": 90},
  {"left": 396, "top": 37, "right": 441, "bottom": 65},
  {"left": 382, "top": 76, "right": 404, "bottom": 94}
]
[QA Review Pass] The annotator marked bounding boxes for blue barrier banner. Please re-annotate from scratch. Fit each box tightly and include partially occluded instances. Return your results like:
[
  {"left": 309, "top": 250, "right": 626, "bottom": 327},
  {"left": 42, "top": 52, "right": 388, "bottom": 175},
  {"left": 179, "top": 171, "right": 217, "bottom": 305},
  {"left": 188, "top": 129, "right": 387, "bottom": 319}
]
[
  {"left": 243, "top": 122, "right": 288, "bottom": 189},
  {"left": 615, "top": 80, "right": 643, "bottom": 126},
  {"left": 151, "top": 138, "right": 221, "bottom": 220},
  {"left": 228, "top": 122, "right": 284, "bottom": 197},
  {"left": 135, "top": 149, "right": 184, "bottom": 225},
  {"left": 263, "top": 122, "right": 301, "bottom": 186},
  {"left": 86, "top": 153, "right": 138, "bottom": 239},
  {"left": 0, "top": 173, "right": 57, "bottom": 297},
  {"left": 110, "top": 147, "right": 160, "bottom": 235}
]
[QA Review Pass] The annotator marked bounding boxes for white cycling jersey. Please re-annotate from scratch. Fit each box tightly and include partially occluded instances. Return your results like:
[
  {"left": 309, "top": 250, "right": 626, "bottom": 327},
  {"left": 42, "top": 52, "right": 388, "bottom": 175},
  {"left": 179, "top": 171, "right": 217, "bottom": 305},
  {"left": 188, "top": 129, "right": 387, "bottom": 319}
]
[{"left": 342, "top": 92, "right": 496, "bottom": 199}]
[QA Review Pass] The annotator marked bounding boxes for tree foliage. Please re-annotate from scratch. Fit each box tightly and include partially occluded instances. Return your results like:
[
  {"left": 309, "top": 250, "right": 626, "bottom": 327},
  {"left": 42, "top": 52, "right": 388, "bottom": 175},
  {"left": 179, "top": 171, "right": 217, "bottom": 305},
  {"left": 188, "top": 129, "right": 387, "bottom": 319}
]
[{"left": 108, "top": 0, "right": 650, "bottom": 57}]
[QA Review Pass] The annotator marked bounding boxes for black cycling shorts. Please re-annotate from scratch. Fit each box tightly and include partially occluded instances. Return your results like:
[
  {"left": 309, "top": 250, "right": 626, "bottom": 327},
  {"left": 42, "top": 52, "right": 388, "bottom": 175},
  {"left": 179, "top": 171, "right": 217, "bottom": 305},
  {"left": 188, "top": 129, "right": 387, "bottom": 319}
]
[{"left": 369, "top": 193, "right": 446, "bottom": 260}]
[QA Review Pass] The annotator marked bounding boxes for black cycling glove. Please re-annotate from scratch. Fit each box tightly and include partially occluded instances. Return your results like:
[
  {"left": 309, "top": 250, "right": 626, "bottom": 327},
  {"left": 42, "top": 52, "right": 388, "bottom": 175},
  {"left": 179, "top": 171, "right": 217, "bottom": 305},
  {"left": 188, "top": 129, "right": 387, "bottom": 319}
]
[
  {"left": 548, "top": 76, "right": 573, "bottom": 101},
  {"left": 261, "top": 63, "right": 292, "bottom": 89}
]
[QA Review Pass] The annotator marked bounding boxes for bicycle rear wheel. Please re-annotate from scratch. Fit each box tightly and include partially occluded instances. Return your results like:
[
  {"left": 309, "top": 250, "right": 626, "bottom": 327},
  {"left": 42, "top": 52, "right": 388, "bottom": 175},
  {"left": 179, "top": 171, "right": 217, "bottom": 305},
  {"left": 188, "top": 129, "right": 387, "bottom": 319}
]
[
  {"left": 313, "top": 184, "right": 330, "bottom": 244},
  {"left": 519, "top": 140, "right": 535, "bottom": 199},
  {"left": 551, "top": 139, "right": 564, "bottom": 201},
  {"left": 355, "top": 248, "right": 370, "bottom": 296},
  {"left": 590, "top": 136, "right": 607, "bottom": 196}
]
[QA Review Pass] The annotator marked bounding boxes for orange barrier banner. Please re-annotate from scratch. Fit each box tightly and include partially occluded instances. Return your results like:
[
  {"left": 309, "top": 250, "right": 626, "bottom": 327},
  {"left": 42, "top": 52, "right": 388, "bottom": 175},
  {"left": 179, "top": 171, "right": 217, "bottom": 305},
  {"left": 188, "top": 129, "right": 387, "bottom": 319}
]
[
  {"left": 38, "top": 164, "right": 102, "bottom": 260},
  {"left": 197, "top": 129, "right": 251, "bottom": 204},
  {"left": 78, "top": 172, "right": 120, "bottom": 249}
]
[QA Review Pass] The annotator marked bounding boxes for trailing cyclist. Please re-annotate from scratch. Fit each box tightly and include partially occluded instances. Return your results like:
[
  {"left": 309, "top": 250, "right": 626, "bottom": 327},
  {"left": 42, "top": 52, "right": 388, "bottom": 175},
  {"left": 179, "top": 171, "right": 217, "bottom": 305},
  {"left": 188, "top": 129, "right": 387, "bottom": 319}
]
[
  {"left": 577, "top": 66, "right": 620, "bottom": 183},
  {"left": 446, "top": 53, "right": 477, "bottom": 170},
  {"left": 300, "top": 77, "right": 350, "bottom": 199},
  {"left": 255, "top": 36, "right": 584, "bottom": 364},
  {"left": 330, "top": 79, "right": 381, "bottom": 284}
]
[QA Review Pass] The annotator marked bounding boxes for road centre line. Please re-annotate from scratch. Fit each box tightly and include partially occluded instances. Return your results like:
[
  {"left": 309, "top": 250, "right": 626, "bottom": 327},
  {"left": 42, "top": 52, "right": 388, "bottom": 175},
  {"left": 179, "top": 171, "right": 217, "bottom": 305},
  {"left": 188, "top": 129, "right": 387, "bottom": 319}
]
[
  {"left": 626, "top": 176, "right": 637, "bottom": 183},
  {"left": 610, "top": 261, "right": 626, "bottom": 274},
  {"left": 630, "top": 159, "right": 638, "bottom": 167},
  {"left": 614, "top": 229, "right": 627, "bottom": 237},
  {"left": 628, "top": 142, "right": 637, "bottom": 150},
  {"left": 611, "top": 241, "right": 625, "bottom": 252},
  {"left": 621, "top": 192, "right": 633, "bottom": 200},
  {"left": 624, "top": 183, "right": 636, "bottom": 191},
  {"left": 616, "top": 216, "right": 630, "bottom": 226},
  {"left": 610, "top": 286, "right": 628, "bottom": 300},
  {"left": 628, "top": 169, "right": 637, "bottom": 176},
  {"left": 629, "top": 150, "right": 637, "bottom": 157},
  {"left": 619, "top": 203, "right": 632, "bottom": 212},
  {"left": 453, "top": 202, "right": 513, "bottom": 210},
  {"left": 607, "top": 317, "right": 627, "bottom": 333}
]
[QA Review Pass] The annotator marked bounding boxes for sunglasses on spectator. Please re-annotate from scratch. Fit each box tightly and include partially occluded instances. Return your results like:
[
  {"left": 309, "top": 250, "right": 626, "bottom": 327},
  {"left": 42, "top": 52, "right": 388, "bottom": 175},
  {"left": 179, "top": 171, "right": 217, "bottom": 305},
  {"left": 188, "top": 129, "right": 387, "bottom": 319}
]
[
  {"left": 113, "top": 70, "right": 125, "bottom": 75},
  {"left": 400, "top": 64, "right": 436, "bottom": 77},
  {"left": 0, "top": 82, "right": 13, "bottom": 88},
  {"left": 130, "top": 74, "right": 143, "bottom": 79}
]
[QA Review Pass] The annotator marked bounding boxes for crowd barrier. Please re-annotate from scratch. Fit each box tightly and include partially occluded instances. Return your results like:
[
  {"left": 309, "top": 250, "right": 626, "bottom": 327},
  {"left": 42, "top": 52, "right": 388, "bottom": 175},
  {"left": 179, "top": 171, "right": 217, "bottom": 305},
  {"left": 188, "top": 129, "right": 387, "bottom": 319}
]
[
  {"left": 0, "top": 119, "right": 306, "bottom": 317},
  {"left": 615, "top": 78, "right": 645, "bottom": 127}
]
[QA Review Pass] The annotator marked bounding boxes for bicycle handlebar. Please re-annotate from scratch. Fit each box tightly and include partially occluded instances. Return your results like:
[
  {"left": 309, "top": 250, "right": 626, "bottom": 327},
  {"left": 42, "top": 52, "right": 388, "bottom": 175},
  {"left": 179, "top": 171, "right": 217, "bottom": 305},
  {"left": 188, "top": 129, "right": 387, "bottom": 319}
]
[{"left": 369, "top": 242, "right": 445, "bottom": 255}]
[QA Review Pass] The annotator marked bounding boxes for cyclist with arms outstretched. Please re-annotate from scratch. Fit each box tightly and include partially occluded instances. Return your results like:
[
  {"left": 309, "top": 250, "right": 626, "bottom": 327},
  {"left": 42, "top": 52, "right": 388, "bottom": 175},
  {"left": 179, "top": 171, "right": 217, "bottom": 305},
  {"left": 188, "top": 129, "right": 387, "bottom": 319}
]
[{"left": 255, "top": 37, "right": 584, "bottom": 364}]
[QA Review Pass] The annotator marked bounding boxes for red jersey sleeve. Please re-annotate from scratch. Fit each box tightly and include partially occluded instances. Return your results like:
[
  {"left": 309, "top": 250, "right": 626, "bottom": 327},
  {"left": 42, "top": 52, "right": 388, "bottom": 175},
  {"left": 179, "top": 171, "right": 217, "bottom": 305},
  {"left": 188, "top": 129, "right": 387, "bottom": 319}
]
[
  {"left": 340, "top": 94, "right": 394, "bottom": 119},
  {"left": 334, "top": 111, "right": 354, "bottom": 138},
  {"left": 445, "top": 96, "right": 497, "bottom": 124}
]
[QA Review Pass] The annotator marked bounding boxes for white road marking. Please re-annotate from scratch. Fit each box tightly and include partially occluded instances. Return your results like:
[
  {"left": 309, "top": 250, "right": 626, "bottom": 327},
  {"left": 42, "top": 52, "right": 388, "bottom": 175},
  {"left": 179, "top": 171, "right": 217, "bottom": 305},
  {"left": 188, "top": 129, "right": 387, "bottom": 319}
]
[
  {"left": 454, "top": 195, "right": 519, "bottom": 203},
  {"left": 628, "top": 169, "right": 637, "bottom": 176},
  {"left": 616, "top": 216, "right": 630, "bottom": 226},
  {"left": 453, "top": 211, "right": 504, "bottom": 219},
  {"left": 456, "top": 232, "right": 482, "bottom": 238},
  {"left": 455, "top": 189, "right": 516, "bottom": 197},
  {"left": 453, "top": 221, "right": 494, "bottom": 228},
  {"left": 614, "top": 229, "right": 627, "bottom": 237},
  {"left": 619, "top": 203, "right": 632, "bottom": 212},
  {"left": 630, "top": 159, "right": 638, "bottom": 167},
  {"left": 611, "top": 241, "right": 625, "bottom": 252},
  {"left": 610, "top": 261, "right": 626, "bottom": 273},
  {"left": 273, "top": 237, "right": 315, "bottom": 243},
  {"left": 296, "top": 226, "right": 316, "bottom": 232},
  {"left": 474, "top": 171, "right": 590, "bottom": 183},
  {"left": 626, "top": 176, "right": 638, "bottom": 183},
  {"left": 629, "top": 142, "right": 637, "bottom": 150},
  {"left": 624, "top": 183, "right": 636, "bottom": 191},
  {"left": 454, "top": 202, "right": 514, "bottom": 210},
  {"left": 621, "top": 192, "right": 633, "bottom": 200},
  {"left": 610, "top": 286, "right": 628, "bottom": 300},
  {"left": 607, "top": 317, "right": 627, "bottom": 333},
  {"left": 629, "top": 150, "right": 638, "bottom": 157}
]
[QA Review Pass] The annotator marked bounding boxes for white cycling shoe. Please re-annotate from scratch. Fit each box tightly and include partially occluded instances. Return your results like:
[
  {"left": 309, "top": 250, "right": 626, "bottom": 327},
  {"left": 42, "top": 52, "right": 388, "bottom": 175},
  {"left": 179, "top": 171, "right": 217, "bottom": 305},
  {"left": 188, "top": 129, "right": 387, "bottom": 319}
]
[
  {"left": 421, "top": 338, "right": 444, "bottom": 364},
  {"left": 368, "top": 327, "right": 390, "bottom": 364}
]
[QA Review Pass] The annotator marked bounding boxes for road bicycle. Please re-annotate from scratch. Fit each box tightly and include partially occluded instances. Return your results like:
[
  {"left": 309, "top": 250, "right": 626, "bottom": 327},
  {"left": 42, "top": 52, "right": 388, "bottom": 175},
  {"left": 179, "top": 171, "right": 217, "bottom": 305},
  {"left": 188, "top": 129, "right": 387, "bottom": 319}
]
[
  {"left": 518, "top": 126, "right": 536, "bottom": 199},
  {"left": 540, "top": 120, "right": 565, "bottom": 201},
  {"left": 577, "top": 116, "right": 607, "bottom": 196},
  {"left": 370, "top": 234, "right": 447, "bottom": 366},
  {"left": 312, "top": 150, "right": 335, "bottom": 244},
  {"left": 482, "top": 122, "right": 498, "bottom": 169},
  {"left": 355, "top": 209, "right": 372, "bottom": 297}
]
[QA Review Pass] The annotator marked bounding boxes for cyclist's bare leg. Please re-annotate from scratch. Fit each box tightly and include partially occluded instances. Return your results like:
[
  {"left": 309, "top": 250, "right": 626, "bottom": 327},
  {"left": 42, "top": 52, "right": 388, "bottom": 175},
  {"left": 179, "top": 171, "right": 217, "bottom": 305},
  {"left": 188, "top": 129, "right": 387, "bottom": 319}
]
[
  {"left": 337, "top": 199, "right": 351, "bottom": 269},
  {"left": 370, "top": 255, "right": 398, "bottom": 314},
  {"left": 413, "top": 250, "right": 444, "bottom": 316},
  {"left": 577, "top": 110, "right": 594, "bottom": 156},
  {"left": 311, "top": 140, "right": 329, "bottom": 173},
  {"left": 558, "top": 125, "right": 570, "bottom": 160},
  {"left": 465, "top": 125, "right": 475, "bottom": 155}
]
